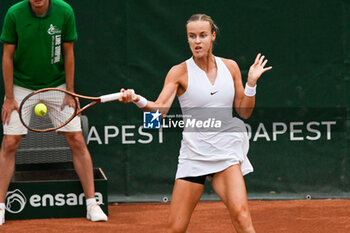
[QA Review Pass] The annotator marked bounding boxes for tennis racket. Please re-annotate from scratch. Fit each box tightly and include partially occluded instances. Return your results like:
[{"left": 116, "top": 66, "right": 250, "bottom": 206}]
[{"left": 19, "top": 88, "right": 122, "bottom": 132}]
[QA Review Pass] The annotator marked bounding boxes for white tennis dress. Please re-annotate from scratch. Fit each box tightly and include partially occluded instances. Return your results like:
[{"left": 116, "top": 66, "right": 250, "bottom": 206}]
[{"left": 175, "top": 56, "right": 253, "bottom": 179}]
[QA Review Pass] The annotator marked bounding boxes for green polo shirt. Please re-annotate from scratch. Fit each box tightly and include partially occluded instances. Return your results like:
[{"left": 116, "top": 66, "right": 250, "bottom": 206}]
[{"left": 0, "top": 0, "right": 77, "bottom": 90}]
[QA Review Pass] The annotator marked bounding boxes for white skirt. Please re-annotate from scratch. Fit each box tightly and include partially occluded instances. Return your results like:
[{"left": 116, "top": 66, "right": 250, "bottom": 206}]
[{"left": 175, "top": 117, "right": 253, "bottom": 179}]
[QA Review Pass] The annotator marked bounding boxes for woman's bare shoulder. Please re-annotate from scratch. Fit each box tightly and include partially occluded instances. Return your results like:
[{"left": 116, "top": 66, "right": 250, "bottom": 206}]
[
  {"left": 166, "top": 61, "right": 188, "bottom": 81},
  {"left": 220, "top": 57, "right": 240, "bottom": 71}
]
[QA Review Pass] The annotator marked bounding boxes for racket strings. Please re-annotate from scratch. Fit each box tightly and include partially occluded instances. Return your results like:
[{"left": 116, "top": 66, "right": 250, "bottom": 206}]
[{"left": 20, "top": 90, "right": 76, "bottom": 131}]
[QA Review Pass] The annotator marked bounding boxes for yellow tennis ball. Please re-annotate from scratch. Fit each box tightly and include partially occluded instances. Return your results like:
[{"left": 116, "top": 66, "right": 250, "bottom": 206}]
[{"left": 34, "top": 103, "right": 47, "bottom": 117}]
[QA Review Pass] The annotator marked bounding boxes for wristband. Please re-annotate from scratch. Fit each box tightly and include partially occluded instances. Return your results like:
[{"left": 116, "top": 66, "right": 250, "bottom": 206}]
[
  {"left": 244, "top": 83, "right": 257, "bottom": 97},
  {"left": 133, "top": 95, "right": 148, "bottom": 108}
]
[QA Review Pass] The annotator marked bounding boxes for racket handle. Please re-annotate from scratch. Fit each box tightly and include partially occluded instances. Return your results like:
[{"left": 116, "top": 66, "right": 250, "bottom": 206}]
[{"left": 100, "top": 93, "right": 121, "bottom": 103}]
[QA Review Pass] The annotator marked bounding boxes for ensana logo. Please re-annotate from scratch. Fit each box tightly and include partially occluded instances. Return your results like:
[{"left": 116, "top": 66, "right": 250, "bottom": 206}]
[{"left": 6, "top": 189, "right": 27, "bottom": 214}]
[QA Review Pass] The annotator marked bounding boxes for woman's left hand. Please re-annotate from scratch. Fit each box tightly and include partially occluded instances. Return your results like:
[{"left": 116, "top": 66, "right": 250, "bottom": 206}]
[{"left": 247, "top": 53, "right": 272, "bottom": 86}]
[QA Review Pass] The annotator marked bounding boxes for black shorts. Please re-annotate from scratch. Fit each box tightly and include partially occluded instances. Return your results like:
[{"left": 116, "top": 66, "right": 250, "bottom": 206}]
[{"left": 179, "top": 173, "right": 215, "bottom": 185}]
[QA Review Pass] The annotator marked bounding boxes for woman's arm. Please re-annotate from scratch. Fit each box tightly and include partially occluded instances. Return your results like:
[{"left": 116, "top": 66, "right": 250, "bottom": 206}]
[
  {"left": 224, "top": 54, "right": 272, "bottom": 119},
  {"left": 119, "top": 62, "right": 187, "bottom": 116}
]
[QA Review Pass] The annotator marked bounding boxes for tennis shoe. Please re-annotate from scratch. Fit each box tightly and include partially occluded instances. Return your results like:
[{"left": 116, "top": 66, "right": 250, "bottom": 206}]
[
  {"left": 0, "top": 207, "right": 4, "bottom": 225},
  {"left": 87, "top": 202, "right": 107, "bottom": 222}
]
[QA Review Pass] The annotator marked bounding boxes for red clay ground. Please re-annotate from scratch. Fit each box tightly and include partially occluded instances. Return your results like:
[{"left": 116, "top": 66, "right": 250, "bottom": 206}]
[{"left": 0, "top": 199, "right": 349, "bottom": 233}]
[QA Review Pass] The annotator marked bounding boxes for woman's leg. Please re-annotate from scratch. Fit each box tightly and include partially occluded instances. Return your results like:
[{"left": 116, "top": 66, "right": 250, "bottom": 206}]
[
  {"left": 168, "top": 179, "right": 205, "bottom": 233},
  {"left": 212, "top": 164, "right": 255, "bottom": 233}
]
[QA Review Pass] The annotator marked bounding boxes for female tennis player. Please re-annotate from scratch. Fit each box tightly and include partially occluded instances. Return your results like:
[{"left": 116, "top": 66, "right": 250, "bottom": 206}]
[{"left": 119, "top": 14, "right": 271, "bottom": 233}]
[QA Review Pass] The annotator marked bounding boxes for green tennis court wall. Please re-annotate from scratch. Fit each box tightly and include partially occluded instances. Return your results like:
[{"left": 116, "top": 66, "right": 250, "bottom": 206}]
[{"left": 0, "top": 0, "right": 348, "bottom": 202}]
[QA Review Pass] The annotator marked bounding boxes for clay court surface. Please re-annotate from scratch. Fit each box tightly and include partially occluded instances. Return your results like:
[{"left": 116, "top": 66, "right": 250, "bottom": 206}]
[{"left": 0, "top": 199, "right": 349, "bottom": 233}]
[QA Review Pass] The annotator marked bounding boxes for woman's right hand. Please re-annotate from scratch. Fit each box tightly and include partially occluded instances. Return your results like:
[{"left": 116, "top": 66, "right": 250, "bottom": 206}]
[{"left": 118, "top": 88, "right": 139, "bottom": 103}]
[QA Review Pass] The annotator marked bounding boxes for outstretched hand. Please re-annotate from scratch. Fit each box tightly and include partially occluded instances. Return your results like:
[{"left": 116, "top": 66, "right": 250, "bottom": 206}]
[
  {"left": 247, "top": 53, "right": 272, "bottom": 86},
  {"left": 118, "top": 88, "right": 139, "bottom": 103}
]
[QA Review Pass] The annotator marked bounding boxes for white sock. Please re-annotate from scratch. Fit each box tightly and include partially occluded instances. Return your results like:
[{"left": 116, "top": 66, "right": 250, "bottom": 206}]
[
  {"left": 86, "top": 198, "right": 96, "bottom": 207},
  {"left": 0, "top": 203, "right": 5, "bottom": 209}
]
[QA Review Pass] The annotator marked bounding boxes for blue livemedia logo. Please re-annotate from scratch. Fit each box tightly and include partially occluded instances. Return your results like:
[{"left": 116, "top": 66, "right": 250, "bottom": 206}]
[{"left": 143, "top": 110, "right": 161, "bottom": 129}]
